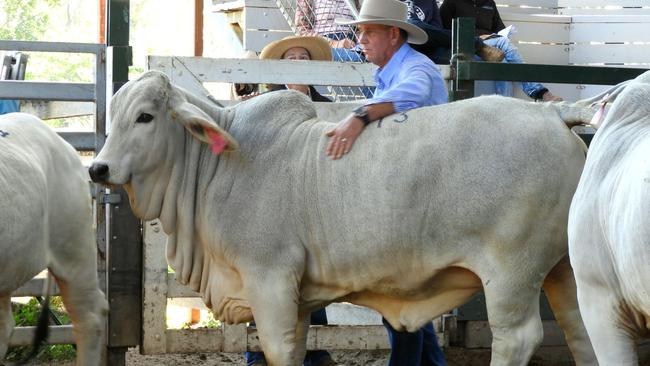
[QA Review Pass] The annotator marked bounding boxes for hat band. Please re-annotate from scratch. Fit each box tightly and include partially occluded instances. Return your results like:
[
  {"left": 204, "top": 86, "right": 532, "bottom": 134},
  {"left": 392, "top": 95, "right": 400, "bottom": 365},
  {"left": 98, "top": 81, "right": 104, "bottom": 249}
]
[{"left": 358, "top": 14, "right": 403, "bottom": 22}]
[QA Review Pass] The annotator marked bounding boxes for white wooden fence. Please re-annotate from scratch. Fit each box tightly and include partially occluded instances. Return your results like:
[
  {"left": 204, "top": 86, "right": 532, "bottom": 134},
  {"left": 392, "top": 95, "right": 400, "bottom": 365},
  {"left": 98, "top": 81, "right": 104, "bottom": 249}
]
[
  {"left": 469, "top": 1, "right": 650, "bottom": 99},
  {"left": 497, "top": 0, "right": 650, "bottom": 15}
]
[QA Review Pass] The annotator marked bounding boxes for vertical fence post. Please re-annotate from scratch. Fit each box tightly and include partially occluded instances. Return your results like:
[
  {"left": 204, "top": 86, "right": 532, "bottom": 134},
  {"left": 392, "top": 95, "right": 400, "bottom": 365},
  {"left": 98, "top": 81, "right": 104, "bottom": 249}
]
[
  {"left": 450, "top": 17, "right": 476, "bottom": 101},
  {"left": 105, "top": 188, "right": 142, "bottom": 366},
  {"left": 142, "top": 220, "right": 170, "bottom": 354},
  {"left": 105, "top": 1, "right": 137, "bottom": 365}
]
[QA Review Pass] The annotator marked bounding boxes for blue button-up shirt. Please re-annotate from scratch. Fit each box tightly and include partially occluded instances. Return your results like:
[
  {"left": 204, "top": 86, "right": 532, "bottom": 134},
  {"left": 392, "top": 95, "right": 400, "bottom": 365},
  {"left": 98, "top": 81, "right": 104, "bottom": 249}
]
[{"left": 368, "top": 43, "right": 447, "bottom": 112}]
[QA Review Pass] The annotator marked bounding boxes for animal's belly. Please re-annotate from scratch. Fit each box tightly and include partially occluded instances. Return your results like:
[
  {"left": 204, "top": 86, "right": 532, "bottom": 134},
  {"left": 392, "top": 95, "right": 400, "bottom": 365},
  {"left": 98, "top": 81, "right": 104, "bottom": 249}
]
[{"left": 0, "top": 208, "right": 47, "bottom": 296}]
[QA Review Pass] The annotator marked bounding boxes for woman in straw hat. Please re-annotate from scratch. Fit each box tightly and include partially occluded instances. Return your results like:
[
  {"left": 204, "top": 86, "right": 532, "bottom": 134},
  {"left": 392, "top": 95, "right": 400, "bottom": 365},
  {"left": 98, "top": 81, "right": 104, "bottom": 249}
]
[
  {"left": 326, "top": 0, "right": 448, "bottom": 364},
  {"left": 254, "top": 35, "right": 334, "bottom": 102}
]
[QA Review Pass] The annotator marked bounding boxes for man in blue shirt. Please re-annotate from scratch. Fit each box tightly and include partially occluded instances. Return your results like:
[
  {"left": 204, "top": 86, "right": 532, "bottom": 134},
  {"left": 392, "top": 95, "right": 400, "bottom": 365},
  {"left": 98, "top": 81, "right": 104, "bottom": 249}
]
[
  {"left": 326, "top": 0, "right": 447, "bottom": 161},
  {"left": 325, "top": 0, "right": 448, "bottom": 365}
]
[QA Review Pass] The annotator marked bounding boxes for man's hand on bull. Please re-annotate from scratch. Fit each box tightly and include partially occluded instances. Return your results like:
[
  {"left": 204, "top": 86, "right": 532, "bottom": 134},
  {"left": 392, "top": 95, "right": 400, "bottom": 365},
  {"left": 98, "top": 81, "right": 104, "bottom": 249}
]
[{"left": 325, "top": 116, "right": 365, "bottom": 159}]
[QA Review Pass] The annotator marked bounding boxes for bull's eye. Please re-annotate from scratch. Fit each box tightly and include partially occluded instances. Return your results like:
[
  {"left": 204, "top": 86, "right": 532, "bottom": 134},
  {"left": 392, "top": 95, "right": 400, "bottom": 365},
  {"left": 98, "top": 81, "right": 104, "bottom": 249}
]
[{"left": 136, "top": 113, "right": 154, "bottom": 123}]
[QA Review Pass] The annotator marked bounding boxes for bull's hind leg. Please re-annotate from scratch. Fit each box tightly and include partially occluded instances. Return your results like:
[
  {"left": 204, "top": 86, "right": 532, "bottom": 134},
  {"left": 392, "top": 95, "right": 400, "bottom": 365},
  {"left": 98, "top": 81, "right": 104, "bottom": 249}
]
[
  {"left": 576, "top": 282, "right": 638, "bottom": 365},
  {"left": 483, "top": 283, "right": 544, "bottom": 366},
  {"left": 0, "top": 295, "right": 14, "bottom": 360},
  {"left": 53, "top": 275, "right": 107, "bottom": 366},
  {"left": 541, "top": 257, "right": 597, "bottom": 365}
]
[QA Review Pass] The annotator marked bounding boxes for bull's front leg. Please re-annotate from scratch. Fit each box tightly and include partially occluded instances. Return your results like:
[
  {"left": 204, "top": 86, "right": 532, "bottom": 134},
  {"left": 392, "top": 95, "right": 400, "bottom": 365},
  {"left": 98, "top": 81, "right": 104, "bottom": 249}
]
[
  {"left": 293, "top": 312, "right": 311, "bottom": 363},
  {"left": 0, "top": 295, "right": 14, "bottom": 359},
  {"left": 246, "top": 273, "right": 304, "bottom": 366}
]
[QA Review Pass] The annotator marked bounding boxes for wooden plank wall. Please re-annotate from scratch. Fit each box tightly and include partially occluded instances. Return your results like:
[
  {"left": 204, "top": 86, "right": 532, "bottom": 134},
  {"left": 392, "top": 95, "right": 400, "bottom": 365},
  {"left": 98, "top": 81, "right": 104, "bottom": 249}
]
[
  {"left": 213, "top": 0, "right": 294, "bottom": 52},
  {"left": 498, "top": 2, "right": 650, "bottom": 101},
  {"left": 558, "top": 0, "right": 650, "bottom": 15}
]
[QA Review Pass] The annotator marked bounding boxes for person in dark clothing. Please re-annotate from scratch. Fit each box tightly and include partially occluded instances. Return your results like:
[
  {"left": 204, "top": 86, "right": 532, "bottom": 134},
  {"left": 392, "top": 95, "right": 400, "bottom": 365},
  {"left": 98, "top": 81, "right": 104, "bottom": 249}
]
[
  {"left": 440, "top": 0, "right": 506, "bottom": 36},
  {"left": 402, "top": 0, "right": 504, "bottom": 64},
  {"left": 439, "top": 0, "right": 563, "bottom": 101}
]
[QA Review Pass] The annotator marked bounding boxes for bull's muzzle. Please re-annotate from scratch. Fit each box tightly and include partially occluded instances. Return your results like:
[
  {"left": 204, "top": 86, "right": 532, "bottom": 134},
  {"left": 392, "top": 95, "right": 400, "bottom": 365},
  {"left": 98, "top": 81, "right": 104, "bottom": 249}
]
[{"left": 88, "top": 163, "right": 109, "bottom": 183}]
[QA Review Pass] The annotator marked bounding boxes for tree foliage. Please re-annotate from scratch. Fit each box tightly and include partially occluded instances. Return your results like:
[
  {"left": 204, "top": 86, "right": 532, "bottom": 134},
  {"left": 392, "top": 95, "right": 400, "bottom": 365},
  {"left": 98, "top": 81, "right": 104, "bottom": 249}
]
[{"left": 0, "top": 0, "right": 61, "bottom": 41}]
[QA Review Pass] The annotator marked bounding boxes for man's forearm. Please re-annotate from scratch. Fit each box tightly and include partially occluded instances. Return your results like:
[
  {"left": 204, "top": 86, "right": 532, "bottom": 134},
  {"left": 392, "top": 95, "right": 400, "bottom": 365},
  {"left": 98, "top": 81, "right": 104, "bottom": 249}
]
[{"left": 362, "top": 102, "right": 395, "bottom": 124}]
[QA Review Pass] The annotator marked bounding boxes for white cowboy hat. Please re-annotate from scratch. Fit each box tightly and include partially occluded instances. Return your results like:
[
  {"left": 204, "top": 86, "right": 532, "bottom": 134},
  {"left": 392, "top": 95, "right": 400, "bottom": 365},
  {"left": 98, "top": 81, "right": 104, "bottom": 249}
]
[
  {"left": 259, "top": 36, "right": 332, "bottom": 61},
  {"left": 335, "top": 0, "right": 428, "bottom": 45}
]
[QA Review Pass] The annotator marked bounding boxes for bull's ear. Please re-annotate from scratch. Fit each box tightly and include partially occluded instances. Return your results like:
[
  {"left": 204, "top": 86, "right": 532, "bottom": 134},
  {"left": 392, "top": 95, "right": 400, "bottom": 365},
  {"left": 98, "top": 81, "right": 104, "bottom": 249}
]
[{"left": 174, "top": 102, "right": 239, "bottom": 154}]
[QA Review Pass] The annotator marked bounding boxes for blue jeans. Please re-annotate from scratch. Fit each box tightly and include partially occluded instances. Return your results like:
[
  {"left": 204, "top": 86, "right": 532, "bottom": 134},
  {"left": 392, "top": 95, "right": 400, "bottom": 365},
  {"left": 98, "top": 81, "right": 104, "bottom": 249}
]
[
  {"left": 323, "top": 32, "right": 366, "bottom": 63},
  {"left": 0, "top": 100, "right": 19, "bottom": 114},
  {"left": 483, "top": 36, "right": 547, "bottom": 99},
  {"left": 245, "top": 308, "right": 331, "bottom": 366},
  {"left": 383, "top": 318, "right": 447, "bottom": 366}
]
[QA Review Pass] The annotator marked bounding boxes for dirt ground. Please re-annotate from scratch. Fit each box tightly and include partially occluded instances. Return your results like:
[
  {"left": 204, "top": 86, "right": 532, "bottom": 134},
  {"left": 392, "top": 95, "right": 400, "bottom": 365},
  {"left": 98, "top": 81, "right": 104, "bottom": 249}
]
[
  {"left": 25, "top": 344, "right": 650, "bottom": 365},
  {"left": 123, "top": 349, "right": 390, "bottom": 366},
  {"left": 24, "top": 347, "right": 574, "bottom": 366}
]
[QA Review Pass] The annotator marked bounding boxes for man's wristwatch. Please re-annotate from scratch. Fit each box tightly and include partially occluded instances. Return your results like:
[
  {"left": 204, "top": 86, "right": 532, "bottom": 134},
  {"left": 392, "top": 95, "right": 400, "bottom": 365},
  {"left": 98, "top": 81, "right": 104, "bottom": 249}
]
[{"left": 352, "top": 105, "right": 371, "bottom": 126}]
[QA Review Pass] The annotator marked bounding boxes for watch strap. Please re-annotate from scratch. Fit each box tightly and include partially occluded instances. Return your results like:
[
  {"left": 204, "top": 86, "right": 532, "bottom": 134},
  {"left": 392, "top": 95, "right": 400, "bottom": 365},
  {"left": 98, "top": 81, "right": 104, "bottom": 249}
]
[{"left": 353, "top": 106, "right": 371, "bottom": 126}]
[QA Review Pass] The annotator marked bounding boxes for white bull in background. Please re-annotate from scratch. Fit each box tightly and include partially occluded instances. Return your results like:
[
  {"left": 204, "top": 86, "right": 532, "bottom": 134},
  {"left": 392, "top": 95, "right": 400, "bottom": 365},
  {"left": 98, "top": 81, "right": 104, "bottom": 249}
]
[
  {"left": 569, "top": 70, "right": 650, "bottom": 365},
  {"left": 90, "top": 70, "right": 597, "bottom": 365},
  {"left": 0, "top": 114, "right": 107, "bottom": 365}
]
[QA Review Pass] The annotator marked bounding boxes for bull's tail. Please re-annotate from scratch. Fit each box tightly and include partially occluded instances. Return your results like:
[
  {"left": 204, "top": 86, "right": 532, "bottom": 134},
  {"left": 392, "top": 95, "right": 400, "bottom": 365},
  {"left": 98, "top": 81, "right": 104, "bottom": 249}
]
[
  {"left": 552, "top": 78, "right": 630, "bottom": 130},
  {"left": 14, "top": 273, "right": 53, "bottom": 365},
  {"left": 549, "top": 102, "right": 595, "bottom": 154},
  {"left": 554, "top": 101, "right": 600, "bottom": 128}
]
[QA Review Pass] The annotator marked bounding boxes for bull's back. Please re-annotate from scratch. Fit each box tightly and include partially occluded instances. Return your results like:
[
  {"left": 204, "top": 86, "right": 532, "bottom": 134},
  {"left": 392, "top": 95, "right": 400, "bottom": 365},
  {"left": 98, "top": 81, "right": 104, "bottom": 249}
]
[{"left": 300, "top": 96, "right": 585, "bottom": 287}]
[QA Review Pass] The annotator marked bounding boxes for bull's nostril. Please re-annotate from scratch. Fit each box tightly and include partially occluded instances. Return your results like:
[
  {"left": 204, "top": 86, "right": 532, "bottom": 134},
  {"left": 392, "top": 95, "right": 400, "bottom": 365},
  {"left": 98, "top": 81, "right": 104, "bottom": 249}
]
[{"left": 89, "top": 163, "right": 109, "bottom": 183}]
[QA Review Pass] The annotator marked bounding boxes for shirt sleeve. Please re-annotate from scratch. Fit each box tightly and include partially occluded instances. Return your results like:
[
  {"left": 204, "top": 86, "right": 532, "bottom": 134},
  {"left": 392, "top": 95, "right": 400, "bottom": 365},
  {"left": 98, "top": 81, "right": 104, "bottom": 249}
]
[{"left": 368, "top": 63, "right": 447, "bottom": 112}]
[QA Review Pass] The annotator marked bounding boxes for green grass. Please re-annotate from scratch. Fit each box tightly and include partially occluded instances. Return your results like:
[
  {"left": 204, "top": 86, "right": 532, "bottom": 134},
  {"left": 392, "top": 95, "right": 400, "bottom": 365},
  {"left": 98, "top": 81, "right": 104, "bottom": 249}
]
[{"left": 5, "top": 297, "right": 76, "bottom": 362}]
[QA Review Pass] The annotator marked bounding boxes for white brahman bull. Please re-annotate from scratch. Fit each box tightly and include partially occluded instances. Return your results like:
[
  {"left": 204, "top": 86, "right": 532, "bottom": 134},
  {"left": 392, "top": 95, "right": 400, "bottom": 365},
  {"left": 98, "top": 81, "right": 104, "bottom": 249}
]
[
  {"left": 569, "top": 70, "right": 650, "bottom": 365},
  {"left": 0, "top": 113, "right": 107, "bottom": 365},
  {"left": 90, "top": 70, "right": 597, "bottom": 365}
]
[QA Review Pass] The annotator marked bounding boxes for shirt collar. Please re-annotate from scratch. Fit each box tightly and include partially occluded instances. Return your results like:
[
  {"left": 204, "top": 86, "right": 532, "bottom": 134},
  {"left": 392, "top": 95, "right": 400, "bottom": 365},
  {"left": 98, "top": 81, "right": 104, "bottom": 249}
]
[{"left": 375, "top": 43, "right": 412, "bottom": 89}]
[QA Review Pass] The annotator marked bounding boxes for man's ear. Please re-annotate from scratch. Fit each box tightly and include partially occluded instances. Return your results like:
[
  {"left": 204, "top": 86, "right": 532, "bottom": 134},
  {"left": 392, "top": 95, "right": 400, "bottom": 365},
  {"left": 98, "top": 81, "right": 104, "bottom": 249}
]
[
  {"left": 173, "top": 102, "right": 239, "bottom": 154},
  {"left": 390, "top": 26, "right": 400, "bottom": 46}
]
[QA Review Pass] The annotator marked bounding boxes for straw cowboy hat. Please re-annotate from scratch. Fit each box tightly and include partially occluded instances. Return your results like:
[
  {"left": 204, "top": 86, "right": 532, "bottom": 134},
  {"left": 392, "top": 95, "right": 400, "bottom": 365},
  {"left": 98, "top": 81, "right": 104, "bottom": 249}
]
[
  {"left": 259, "top": 36, "right": 332, "bottom": 61},
  {"left": 335, "top": 0, "right": 428, "bottom": 44}
]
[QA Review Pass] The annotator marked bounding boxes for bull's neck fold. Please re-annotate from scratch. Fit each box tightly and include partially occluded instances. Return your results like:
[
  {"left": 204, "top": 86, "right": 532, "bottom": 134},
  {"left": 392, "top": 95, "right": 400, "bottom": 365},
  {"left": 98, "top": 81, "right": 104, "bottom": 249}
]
[{"left": 157, "top": 91, "right": 235, "bottom": 296}]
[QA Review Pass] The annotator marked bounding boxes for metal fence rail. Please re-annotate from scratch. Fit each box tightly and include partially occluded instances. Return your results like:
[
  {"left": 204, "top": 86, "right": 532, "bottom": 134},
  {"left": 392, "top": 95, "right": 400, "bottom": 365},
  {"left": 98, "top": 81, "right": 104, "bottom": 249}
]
[{"left": 0, "top": 40, "right": 106, "bottom": 151}]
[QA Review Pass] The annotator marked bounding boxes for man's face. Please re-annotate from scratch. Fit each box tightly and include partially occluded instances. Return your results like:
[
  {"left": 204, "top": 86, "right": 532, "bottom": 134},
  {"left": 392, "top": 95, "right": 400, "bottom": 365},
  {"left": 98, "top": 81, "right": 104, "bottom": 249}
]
[{"left": 356, "top": 24, "right": 396, "bottom": 67}]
